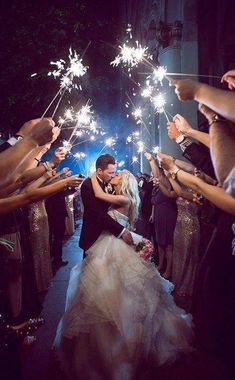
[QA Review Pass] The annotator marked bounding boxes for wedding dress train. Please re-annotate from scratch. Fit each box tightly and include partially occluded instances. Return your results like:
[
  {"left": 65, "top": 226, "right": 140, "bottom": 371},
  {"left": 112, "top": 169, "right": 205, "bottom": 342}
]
[{"left": 53, "top": 209, "right": 194, "bottom": 380}]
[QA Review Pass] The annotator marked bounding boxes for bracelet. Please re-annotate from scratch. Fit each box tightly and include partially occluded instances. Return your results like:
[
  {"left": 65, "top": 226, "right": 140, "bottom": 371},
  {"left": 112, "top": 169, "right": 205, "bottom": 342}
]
[{"left": 208, "top": 114, "right": 226, "bottom": 126}]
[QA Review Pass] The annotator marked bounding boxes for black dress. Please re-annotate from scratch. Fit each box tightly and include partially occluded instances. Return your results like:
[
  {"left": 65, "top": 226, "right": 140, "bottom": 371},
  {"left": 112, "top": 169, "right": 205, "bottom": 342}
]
[{"left": 153, "top": 187, "right": 177, "bottom": 246}]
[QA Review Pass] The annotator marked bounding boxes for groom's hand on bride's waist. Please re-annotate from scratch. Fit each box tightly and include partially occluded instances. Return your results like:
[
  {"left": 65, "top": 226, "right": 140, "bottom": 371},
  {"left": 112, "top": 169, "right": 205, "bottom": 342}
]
[{"left": 121, "top": 229, "right": 134, "bottom": 245}]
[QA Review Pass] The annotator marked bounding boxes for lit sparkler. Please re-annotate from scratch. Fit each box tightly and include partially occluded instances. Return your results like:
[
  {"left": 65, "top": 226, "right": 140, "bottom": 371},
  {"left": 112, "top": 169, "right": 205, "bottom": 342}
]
[
  {"left": 152, "top": 146, "right": 160, "bottom": 154},
  {"left": 118, "top": 160, "right": 125, "bottom": 167},
  {"left": 132, "top": 107, "right": 142, "bottom": 120},
  {"left": 48, "top": 47, "right": 88, "bottom": 91},
  {"left": 74, "top": 152, "right": 86, "bottom": 159},
  {"left": 152, "top": 66, "right": 168, "bottom": 85},
  {"left": 151, "top": 92, "right": 170, "bottom": 122},
  {"left": 132, "top": 156, "right": 138, "bottom": 164},
  {"left": 111, "top": 41, "right": 148, "bottom": 70},
  {"left": 41, "top": 48, "right": 89, "bottom": 118}
]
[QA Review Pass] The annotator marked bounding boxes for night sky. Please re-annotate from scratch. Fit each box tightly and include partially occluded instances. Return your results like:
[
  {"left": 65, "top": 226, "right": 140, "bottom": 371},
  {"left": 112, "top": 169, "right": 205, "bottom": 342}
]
[{"left": 0, "top": 1, "right": 126, "bottom": 133}]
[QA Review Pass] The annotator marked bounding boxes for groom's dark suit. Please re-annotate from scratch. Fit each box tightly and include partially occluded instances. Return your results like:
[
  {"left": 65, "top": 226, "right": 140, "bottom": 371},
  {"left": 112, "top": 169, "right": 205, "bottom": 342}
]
[{"left": 79, "top": 177, "right": 124, "bottom": 251}]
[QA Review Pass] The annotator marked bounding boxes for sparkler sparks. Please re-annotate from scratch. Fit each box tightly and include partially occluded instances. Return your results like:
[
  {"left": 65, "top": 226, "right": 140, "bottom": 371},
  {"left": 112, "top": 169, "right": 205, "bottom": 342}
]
[
  {"left": 152, "top": 93, "right": 166, "bottom": 113},
  {"left": 48, "top": 47, "right": 88, "bottom": 91},
  {"left": 111, "top": 41, "right": 148, "bottom": 69},
  {"left": 74, "top": 152, "right": 86, "bottom": 159},
  {"left": 105, "top": 137, "right": 116, "bottom": 147},
  {"left": 132, "top": 108, "right": 142, "bottom": 120},
  {"left": 152, "top": 66, "right": 168, "bottom": 85},
  {"left": 152, "top": 146, "right": 160, "bottom": 154},
  {"left": 132, "top": 156, "right": 138, "bottom": 163}
]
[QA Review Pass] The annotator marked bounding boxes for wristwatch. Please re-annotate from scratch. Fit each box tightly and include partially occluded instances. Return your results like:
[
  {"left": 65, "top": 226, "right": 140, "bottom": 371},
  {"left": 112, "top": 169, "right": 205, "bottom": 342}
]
[
  {"left": 7, "top": 134, "right": 23, "bottom": 146},
  {"left": 208, "top": 114, "right": 226, "bottom": 126},
  {"left": 175, "top": 135, "right": 185, "bottom": 144},
  {"left": 170, "top": 167, "right": 181, "bottom": 180}
]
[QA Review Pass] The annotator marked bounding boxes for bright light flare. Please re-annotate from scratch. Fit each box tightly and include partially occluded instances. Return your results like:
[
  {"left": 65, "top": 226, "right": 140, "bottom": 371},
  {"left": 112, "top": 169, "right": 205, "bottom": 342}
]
[
  {"left": 48, "top": 47, "right": 88, "bottom": 90},
  {"left": 74, "top": 152, "right": 86, "bottom": 159},
  {"left": 152, "top": 93, "right": 166, "bottom": 112},
  {"left": 62, "top": 140, "right": 72, "bottom": 152},
  {"left": 153, "top": 66, "right": 167, "bottom": 84},
  {"left": 111, "top": 41, "right": 148, "bottom": 69},
  {"left": 132, "top": 107, "right": 142, "bottom": 119},
  {"left": 105, "top": 137, "right": 116, "bottom": 147},
  {"left": 118, "top": 160, "right": 125, "bottom": 167},
  {"left": 152, "top": 146, "right": 160, "bottom": 154}
]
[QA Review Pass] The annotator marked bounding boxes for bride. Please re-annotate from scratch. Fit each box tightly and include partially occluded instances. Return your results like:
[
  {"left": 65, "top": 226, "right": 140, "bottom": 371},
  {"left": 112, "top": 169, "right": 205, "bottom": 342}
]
[{"left": 53, "top": 170, "right": 194, "bottom": 380}]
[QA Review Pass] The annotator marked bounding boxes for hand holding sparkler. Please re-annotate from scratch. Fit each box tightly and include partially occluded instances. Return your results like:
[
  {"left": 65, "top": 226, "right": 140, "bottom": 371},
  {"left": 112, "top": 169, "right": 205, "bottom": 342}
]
[
  {"left": 17, "top": 118, "right": 42, "bottom": 138},
  {"left": 172, "top": 114, "right": 193, "bottom": 136},
  {"left": 221, "top": 69, "right": 235, "bottom": 90},
  {"left": 157, "top": 152, "right": 176, "bottom": 172},
  {"left": 27, "top": 118, "right": 58, "bottom": 147},
  {"left": 144, "top": 152, "right": 154, "bottom": 162},
  {"left": 166, "top": 121, "right": 182, "bottom": 140},
  {"left": 65, "top": 175, "right": 84, "bottom": 188},
  {"left": 170, "top": 79, "right": 202, "bottom": 101}
]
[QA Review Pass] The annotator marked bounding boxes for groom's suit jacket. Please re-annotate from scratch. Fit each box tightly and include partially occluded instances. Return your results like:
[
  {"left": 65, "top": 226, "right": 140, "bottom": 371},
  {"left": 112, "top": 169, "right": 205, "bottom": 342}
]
[{"left": 79, "top": 177, "right": 124, "bottom": 251}]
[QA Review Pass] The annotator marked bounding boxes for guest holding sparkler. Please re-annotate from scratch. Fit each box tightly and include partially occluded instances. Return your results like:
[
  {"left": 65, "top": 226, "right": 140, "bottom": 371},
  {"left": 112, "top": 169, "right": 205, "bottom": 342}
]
[
  {"left": 158, "top": 151, "right": 235, "bottom": 378},
  {"left": 144, "top": 152, "right": 177, "bottom": 279},
  {"left": 0, "top": 118, "right": 60, "bottom": 189}
]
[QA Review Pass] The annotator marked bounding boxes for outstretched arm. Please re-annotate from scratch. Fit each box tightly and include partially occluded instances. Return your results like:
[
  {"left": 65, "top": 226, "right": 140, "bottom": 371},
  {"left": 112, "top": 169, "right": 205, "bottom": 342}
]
[
  {"left": 91, "top": 173, "right": 130, "bottom": 206},
  {"left": 158, "top": 152, "right": 235, "bottom": 215},
  {"left": 0, "top": 175, "right": 83, "bottom": 215},
  {"left": 173, "top": 114, "right": 210, "bottom": 148},
  {"left": 144, "top": 152, "right": 161, "bottom": 178},
  {"left": 170, "top": 78, "right": 235, "bottom": 123}
]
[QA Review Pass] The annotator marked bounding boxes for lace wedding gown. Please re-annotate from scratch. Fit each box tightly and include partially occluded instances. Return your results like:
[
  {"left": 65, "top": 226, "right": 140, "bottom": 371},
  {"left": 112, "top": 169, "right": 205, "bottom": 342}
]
[{"left": 53, "top": 209, "right": 194, "bottom": 380}]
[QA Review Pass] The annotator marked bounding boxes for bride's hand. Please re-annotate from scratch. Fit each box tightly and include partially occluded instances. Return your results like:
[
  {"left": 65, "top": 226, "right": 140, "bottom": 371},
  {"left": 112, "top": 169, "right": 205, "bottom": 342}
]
[{"left": 121, "top": 230, "right": 134, "bottom": 245}]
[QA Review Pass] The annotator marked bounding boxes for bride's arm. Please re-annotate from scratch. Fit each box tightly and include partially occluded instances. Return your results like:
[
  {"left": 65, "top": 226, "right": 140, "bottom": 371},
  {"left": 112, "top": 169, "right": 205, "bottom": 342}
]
[{"left": 91, "top": 173, "right": 130, "bottom": 206}]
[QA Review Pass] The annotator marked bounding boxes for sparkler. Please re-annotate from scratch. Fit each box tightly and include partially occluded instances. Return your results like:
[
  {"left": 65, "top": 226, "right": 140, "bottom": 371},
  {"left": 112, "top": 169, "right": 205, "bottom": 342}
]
[
  {"left": 74, "top": 152, "right": 86, "bottom": 159},
  {"left": 151, "top": 93, "right": 170, "bottom": 122},
  {"left": 131, "top": 156, "right": 139, "bottom": 164},
  {"left": 118, "top": 160, "right": 125, "bottom": 168},
  {"left": 41, "top": 47, "right": 88, "bottom": 118},
  {"left": 111, "top": 41, "right": 148, "bottom": 70},
  {"left": 48, "top": 47, "right": 88, "bottom": 91},
  {"left": 141, "top": 65, "right": 222, "bottom": 82},
  {"left": 152, "top": 146, "right": 160, "bottom": 154},
  {"left": 111, "top": 24, "right": 149, "bottom": 71}
]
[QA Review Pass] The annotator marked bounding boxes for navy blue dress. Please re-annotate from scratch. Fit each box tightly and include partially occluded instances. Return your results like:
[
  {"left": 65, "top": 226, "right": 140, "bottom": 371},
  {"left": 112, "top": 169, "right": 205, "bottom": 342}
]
[{"left": 152, "top": 187, "right": 177, "bottom": 246}]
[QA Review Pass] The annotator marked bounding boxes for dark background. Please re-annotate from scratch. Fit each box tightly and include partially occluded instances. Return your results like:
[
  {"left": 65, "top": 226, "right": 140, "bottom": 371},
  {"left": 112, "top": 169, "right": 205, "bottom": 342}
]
[{"left": 0, "top": 0, "right": 125, "bottom": 135}]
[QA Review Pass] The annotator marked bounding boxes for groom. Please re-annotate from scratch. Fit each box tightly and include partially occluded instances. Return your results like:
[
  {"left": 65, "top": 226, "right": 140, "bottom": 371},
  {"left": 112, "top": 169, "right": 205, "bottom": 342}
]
[{"left": 79, "top": 154, "right": 133, "bottom": 255}]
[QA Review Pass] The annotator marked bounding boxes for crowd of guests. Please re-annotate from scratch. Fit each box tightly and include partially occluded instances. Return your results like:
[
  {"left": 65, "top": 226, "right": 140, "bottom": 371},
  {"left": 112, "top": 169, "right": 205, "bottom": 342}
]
[
  {"left": 0, "top": 118, "right": 83, "bottom": 379},
  {"left": 135, "top": 69, "right": 235, "bottom": 379}
]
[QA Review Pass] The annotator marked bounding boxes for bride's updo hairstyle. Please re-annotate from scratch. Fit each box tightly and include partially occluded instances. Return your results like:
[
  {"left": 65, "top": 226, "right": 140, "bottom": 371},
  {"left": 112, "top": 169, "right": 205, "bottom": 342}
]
[{"left": 120, "top": 170, "right": 140, "bottom": 229}]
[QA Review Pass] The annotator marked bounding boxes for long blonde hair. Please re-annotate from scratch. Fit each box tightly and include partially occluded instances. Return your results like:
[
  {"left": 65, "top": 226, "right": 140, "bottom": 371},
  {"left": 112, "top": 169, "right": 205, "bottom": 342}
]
[{"left": 119, "top": 170, "right": 140, "bottom": 229}]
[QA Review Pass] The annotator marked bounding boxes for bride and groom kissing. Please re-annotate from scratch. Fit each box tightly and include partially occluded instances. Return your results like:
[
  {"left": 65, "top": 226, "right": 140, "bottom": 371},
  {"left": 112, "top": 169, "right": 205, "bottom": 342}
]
[{"left": 53, "top": 153, "right": 194, "bottom": 380}]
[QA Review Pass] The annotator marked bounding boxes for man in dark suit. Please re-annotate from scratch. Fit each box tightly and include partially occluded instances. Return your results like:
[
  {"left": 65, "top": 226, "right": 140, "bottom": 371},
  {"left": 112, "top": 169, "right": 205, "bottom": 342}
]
[{"left": 79, "top": 154, "right": 133, "bottom": 255}]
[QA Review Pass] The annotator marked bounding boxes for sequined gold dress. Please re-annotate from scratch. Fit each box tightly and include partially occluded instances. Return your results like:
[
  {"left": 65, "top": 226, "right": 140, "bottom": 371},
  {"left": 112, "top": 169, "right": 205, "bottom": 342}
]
[
  {"left": 172, "top": 197, "right": 200, "bottom": 299},
  {"left": 28, "top": 200, "right": 52, "bottom": 293}
]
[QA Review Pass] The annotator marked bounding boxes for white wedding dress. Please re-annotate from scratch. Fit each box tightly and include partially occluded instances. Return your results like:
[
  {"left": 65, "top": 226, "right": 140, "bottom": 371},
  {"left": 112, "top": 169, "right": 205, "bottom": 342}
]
[{"left": 53, "top": 209, "right": 194, "bottom": 380}]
